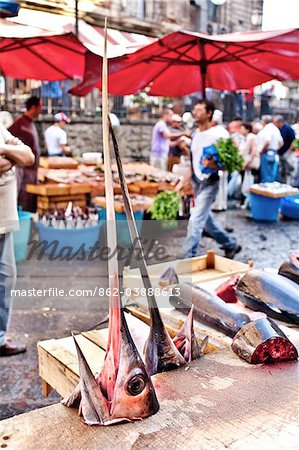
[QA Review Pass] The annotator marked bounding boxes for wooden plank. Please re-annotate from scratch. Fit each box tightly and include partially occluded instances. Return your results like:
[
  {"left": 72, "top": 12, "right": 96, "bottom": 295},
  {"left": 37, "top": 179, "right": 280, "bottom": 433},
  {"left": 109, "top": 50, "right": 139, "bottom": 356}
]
[{"left": 2, "top": 349, "right": 298, "bottom": 450}]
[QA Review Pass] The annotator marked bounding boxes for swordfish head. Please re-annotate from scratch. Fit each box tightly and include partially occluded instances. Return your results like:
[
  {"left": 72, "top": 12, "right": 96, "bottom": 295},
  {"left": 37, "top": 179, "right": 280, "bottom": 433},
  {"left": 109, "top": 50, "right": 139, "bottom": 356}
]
[
  {"left": 64, "top": 302, "right": 159, "bottom": 425},
  {"left": 144, "top": 299, "right": 186, "bottom": 375},
  {"left": 173, "top": 305, "right": 208, "bottom": 362}
]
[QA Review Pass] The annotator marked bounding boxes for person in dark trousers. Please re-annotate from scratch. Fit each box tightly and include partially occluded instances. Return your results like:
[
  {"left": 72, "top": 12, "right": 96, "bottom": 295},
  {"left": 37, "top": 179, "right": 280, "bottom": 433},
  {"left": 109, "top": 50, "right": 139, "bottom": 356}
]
[
  {"left": 9, "top": 96, "right": 42, "bottom": 212},
  {"left": 175, "top": 100, "right": 241, "bottom": 259},
  {"left": 273, "top": 115, "right": 296, "bottom": 183}
]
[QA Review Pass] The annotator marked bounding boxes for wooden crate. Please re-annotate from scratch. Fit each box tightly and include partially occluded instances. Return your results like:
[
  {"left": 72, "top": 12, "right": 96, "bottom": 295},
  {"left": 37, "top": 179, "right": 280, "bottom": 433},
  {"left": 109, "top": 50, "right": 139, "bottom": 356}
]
[
  {"left": 123, "top": 250, "right": 253, "bottom": 291},
  {"left": 68, "top": 183, "right": 93, "bottom": 195},
  {"left": 26, "top": 183, "right": 70, "bottom": 196},
  {"left": 128, "top": 181, "right": 159, "bottom": 195},
  {"left": 37, "top": 194, "right": 86, "bottom": 213},
  {"left": 40, "top": 157, "right": 79, "bottom": 170}
]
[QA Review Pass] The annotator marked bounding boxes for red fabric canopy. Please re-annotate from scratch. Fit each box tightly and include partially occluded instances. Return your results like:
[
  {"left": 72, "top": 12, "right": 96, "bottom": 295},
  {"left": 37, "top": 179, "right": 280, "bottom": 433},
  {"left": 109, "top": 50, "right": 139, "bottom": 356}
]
[
  {"left": 0, "top": 19, "right": 87, "bottom": 80},
  {"left": 71, "top": 28, "right": 299, "bottom": 96}
]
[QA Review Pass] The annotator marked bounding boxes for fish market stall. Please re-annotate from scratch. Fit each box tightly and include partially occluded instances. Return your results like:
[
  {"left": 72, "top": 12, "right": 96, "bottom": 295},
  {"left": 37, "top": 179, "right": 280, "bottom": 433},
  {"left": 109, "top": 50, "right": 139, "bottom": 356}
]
[{"left": 31, "top": 160, "right": 191, "bottom": 214}]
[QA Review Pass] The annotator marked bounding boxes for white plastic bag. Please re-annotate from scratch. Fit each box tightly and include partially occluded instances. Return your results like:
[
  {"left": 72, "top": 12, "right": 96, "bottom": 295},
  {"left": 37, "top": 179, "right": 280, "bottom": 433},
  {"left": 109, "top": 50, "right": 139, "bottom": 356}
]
[
  {"left": 241, "top": 170, "right": 254, "bottom": 195},
  {"left": 228, "top": 170, "right": 242, "bottom": 199}
]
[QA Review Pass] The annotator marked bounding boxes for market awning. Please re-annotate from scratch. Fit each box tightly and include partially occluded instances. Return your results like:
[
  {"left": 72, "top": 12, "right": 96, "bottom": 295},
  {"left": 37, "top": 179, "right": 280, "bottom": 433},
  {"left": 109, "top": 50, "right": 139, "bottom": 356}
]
[
  {"left": 9, "top": 8, "right": 156, "bottom": 57},
  {"left": 71, "top": 28, "right": 299, "bottom": 97},
  {"left": 0, "top": 20, "right": 87, "bottom": 80}
]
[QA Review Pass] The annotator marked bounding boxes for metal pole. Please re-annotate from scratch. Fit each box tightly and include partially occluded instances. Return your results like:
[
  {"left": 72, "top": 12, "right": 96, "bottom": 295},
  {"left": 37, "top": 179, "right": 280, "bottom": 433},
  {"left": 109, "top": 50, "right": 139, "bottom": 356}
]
[
  {"left": 202, "top": 70, "right": 206, "bottom": 99},
  {"left": 75, "top": 0, "right": 79, "bottom": 37}
]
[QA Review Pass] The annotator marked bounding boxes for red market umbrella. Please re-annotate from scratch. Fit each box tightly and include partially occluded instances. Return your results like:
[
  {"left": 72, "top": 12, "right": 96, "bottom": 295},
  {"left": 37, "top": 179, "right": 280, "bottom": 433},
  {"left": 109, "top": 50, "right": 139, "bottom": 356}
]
[
  {"left": 0, "top": 19, "right": 87, "bottom": 80},
  {"left": 71, "top": 28, "right": 299, "bottom": 97}
]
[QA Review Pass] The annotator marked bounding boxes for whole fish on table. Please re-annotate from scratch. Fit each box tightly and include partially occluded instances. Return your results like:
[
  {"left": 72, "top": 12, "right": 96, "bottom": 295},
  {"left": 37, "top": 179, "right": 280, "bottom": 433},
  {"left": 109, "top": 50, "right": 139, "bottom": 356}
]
[
  {"left": 237, "top": 269, "right": 299, "bottom": 325},
  {"left": 169, "top": 282, "right": 251, "bottom": 338},
  {"left": 278, "top": 253, "right": 299, "bottom": 285}
]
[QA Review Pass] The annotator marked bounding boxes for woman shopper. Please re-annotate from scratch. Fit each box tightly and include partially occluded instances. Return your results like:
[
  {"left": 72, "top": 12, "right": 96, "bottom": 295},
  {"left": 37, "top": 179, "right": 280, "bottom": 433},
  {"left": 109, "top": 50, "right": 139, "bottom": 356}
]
[
  {"left": 0, "top": 124, "right": 34, "bottom": 356},
  {"left": 239, "top": 123, "right": 260, "bottom": 207}
]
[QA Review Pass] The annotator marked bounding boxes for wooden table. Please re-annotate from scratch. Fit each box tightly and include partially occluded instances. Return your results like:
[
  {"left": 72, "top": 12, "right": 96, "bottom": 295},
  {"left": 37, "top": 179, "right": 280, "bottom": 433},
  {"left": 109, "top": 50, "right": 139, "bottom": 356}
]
[{"left": 0, "top": 349, "right": 297, "bottom": 450}]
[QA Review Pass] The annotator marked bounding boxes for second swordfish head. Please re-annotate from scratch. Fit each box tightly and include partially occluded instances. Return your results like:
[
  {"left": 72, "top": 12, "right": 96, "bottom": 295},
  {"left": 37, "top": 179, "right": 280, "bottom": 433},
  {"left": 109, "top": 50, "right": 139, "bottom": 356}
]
[
  {"left": 173, "top": 305, "right": 208, "bottom": 362},
  {"left": 64, "top": 299, "right": 159, "bottom": 425}
]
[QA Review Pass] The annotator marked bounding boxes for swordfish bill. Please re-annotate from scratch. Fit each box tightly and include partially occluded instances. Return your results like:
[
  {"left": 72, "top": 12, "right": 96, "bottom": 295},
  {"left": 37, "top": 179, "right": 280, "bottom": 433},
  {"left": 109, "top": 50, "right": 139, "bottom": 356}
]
[
  {"left": 63, "top": 18, "right": 159, "bottom": 425},
  {"left": 109, "top": 123, "right": 186, "bottom": 374}
]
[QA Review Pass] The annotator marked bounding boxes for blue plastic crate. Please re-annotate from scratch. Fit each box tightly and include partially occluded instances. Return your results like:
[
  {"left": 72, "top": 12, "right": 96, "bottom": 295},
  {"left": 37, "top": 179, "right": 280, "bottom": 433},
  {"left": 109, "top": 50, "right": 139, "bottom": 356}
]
[
  {"left": 35, "top": 221, "right": 103, "bottom": 256},
  {"left": 13, "top": 209, "right": 32, "bottom": 262},
  {"left": 98, "top": 209, "right": 144, "bottom": 247},
  {"left": 250, "top": 193, "right": 281, "bottom": 222},
  {"left": 281, "top": 195, "right": 299, "bottom": 220}
]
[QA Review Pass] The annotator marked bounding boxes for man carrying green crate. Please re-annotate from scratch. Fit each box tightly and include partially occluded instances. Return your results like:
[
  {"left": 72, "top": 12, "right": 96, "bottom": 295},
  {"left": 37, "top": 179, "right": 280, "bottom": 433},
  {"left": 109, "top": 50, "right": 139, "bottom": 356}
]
[{"left": 0, "top": 123, "right": 34, "bottom": 356}]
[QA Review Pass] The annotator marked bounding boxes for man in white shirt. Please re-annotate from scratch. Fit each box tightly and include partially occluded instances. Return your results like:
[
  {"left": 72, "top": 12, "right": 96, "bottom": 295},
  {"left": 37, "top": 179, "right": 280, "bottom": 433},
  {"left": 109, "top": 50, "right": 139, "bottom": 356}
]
[
  {"left": 257, "top": 115, "right": 283, "bottom": 182},
  {"left": 44, "top": 112, "right": 71, "bottom": 157},
  {"left": 0, "top": 124, "right": 34, "bottom": 356},
  {"left": 176, "top": 100, "right": 240, "bottom": 259}
]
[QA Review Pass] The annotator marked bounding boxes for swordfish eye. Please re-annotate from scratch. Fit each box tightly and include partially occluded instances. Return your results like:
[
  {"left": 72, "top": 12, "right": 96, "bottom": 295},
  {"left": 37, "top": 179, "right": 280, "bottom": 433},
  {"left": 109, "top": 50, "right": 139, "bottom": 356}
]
[{"left": 126, "top": 374, "right": 146, "bottom": 396}]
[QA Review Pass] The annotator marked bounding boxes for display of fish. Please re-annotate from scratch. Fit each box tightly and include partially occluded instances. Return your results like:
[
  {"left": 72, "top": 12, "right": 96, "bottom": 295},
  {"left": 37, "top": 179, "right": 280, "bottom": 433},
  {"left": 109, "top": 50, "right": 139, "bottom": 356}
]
[
  {"left": 63, "top": 21, "right": 159, "bottom": 425},
  {"left": 237, "top": 269, "right": 299, "bottom": 324},
  {"left": 170, "top": 282, "right": 298, "bottom": 364},
  {"left": 278, "top": 253, "right": 299, "bottom": 285},
  {"left": 110, "top": 115, "right": 188, "bottom": 375},
  {"left": 232, "top": 317, "right": 298, "bottom": 364},
  {"left": 169, "top": 282, "right": 251, "bottom": 338}
]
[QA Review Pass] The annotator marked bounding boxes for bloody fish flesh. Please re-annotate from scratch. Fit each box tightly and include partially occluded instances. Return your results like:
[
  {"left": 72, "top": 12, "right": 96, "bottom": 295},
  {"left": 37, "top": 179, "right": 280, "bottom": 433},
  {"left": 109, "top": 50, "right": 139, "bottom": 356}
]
[
  {"left": 214, "top": 274, "right": 241, "bottom": 303},
  {"left": 232, "top": 317, "right": 298, "bottom": 364}
]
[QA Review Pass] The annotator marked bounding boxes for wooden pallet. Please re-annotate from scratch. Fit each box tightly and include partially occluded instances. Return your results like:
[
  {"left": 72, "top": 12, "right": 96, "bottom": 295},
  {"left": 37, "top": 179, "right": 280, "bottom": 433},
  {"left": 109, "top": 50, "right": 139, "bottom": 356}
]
[
  {"left": 123, "top": 250, "right": 253, "bottom": 290},
  {"left": 36, "top": 194, "right": 87, "bottom": 213}
]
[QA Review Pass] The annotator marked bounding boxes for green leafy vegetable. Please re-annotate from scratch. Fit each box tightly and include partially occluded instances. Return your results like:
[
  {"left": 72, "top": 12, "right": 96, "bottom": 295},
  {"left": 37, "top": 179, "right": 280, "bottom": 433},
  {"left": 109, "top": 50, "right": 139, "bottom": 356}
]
[
  {"left": 149, "top": 191, "right": 180, "bottom": 221},
  {"left": 215, "top": 138, "right": 244, "bottom": 173},
  {"left": 293, "top": 138, "right": 299, "bottom": 149}
]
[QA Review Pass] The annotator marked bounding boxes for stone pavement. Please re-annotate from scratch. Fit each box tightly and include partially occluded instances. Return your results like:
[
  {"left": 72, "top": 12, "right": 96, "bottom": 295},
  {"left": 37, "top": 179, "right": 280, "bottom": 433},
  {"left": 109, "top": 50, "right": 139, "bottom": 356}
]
[{"left": 0, "top": 209, "right": 298, "bottom": 419}]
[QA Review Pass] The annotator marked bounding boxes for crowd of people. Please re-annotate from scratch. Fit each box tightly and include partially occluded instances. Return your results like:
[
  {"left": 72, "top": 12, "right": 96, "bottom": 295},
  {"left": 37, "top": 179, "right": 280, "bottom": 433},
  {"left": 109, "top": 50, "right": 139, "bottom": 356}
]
[{"left": 150, "top": 101, "right": 299, "bottom": 258}]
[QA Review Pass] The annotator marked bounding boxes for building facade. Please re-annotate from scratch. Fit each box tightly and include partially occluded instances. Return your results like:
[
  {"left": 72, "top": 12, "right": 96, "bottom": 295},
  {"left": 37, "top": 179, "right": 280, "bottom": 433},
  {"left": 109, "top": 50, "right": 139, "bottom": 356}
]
[{"left": 20, "top": 0, "right": 264, "bottom": 36}]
